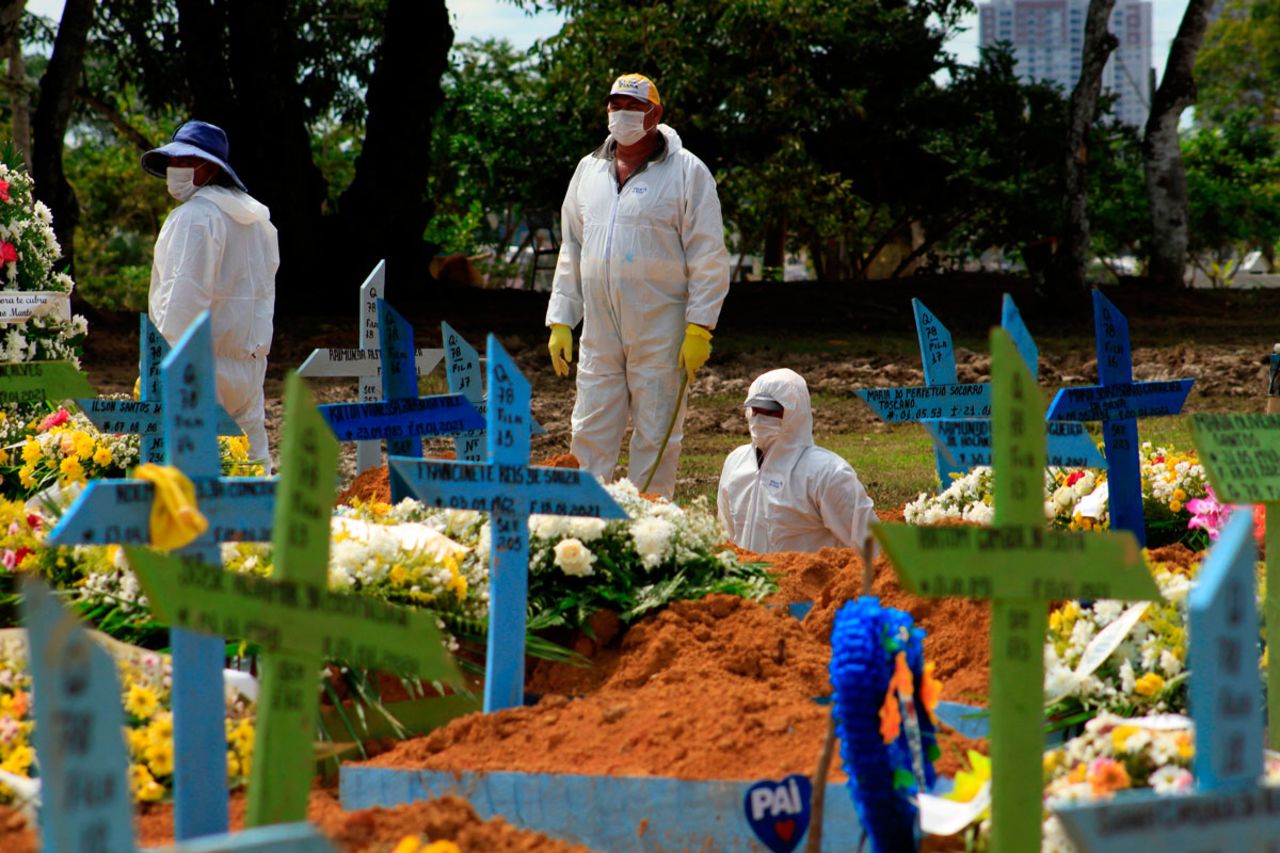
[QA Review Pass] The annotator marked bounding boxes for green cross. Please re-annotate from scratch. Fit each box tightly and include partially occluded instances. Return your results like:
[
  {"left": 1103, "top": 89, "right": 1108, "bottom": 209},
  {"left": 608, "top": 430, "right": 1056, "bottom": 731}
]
[
  {"left": 873, "top": 328, "right": 1160, "bottom": 853},
  {"left": 1189, "top": 411, "right": 1280, "bottom": 749},
  {"left": 126, "top": 372, "right": 462, "bottom": 826}
]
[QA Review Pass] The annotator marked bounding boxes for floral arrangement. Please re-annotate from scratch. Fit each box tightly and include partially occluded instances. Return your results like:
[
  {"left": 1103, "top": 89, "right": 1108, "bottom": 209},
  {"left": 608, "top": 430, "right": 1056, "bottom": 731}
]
[
  {"left": 0, "top": 405, "right": 260, "bottom": 499},
  {"left": 0, "top": 643, "right": 256, "bottom": 806},
  {"left": 1186, "top": 486, "right": 1266, "bottom": 545},
  {"left": 829, "top": 597, "right": 941, "bottom": 853},
  {"left": 904, "top": 442, "right": 1210, "bottom": 548},
  {"left": 1043, "top": 556, "right": 1266, "bottom": 723}
]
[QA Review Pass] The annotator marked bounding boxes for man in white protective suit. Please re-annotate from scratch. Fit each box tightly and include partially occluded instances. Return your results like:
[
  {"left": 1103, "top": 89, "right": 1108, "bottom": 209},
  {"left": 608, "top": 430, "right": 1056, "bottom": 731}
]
[
  {"left": 546, "top": 73, "right": 730, "bottom": 498},
  {"left": 142, "top": 120, "right": 278, "bottom": 472},
  {"left": 718, "top": 369, "right": 879, "bottom": 553}
]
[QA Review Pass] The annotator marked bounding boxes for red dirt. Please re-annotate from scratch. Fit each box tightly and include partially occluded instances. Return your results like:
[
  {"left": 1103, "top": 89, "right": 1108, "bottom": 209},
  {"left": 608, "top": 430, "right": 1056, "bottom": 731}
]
[
  {"left": 364, "top": 532, "right": 993, "bottom": 783},
  {"left": 0, "top": 788, "right": 593, "bottom": 851}
]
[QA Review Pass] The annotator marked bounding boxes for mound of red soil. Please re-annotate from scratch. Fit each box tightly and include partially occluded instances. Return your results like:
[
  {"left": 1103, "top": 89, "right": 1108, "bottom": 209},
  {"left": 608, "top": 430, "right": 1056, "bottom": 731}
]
[{"left": 364, "top": 531, "right": 993, "bottom": 783}]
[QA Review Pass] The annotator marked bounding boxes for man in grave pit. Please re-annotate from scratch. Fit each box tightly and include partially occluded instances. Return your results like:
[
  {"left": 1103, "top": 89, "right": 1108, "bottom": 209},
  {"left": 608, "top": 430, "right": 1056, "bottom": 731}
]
[
  {"left": 718, "top": 369, "right": 879, "bottom": 553},
  {"left": 142, "top": 120, "right": 278, "bottom": 472},
  {"left": 545, "top": 73, "right": 730, "bottom": 498}
]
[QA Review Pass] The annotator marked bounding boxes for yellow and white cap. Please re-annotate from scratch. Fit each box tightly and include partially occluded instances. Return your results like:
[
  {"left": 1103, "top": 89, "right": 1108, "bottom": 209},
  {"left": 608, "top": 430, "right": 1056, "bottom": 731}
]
[{"left": 609, "top": 73, "right": 661, "bottom": 107}]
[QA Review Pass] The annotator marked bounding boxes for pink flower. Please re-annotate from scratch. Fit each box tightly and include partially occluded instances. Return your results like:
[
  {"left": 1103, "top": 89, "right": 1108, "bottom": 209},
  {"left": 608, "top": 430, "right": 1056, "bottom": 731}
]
[
  {"left": 0, "top": 180, "right": 12, "bottom": 202},
  {"left": 0, "top": 242, "right": 18, "bottom": 263},
  {"left": 38, "top": 408, "right": 69, "bottom": 431},
  {"left": 2, "top": 549, "right": 17, "bottom": 570}
]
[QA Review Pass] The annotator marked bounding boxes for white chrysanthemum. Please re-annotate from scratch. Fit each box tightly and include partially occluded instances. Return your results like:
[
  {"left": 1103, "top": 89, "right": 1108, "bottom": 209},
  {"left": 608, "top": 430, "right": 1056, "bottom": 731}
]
[
  {"left": 631, "top": 516, "right": 674, "bottom": 570},
  {"left": 553, "top": 537, "right": 596, "bottom": 577},
  {"left": 569, "top": 517, "right": 607, "bottom": 542},
  {"left": 530, "top": 514, "right": 570, "bottom": 541},
  {"left": 1091, "top": 600, "right": 1123, "bottom": 625}
]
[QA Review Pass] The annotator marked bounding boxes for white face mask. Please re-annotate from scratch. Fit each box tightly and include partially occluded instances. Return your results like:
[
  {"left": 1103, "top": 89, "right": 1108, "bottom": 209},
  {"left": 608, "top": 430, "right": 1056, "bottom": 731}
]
[
  {"left": 608, "top": 108, "right": 650, "bottom": 146},
  {"left": 166, "top": 166, "right": 197, "bottom": 201},
  {"left": 747, "top": 412, "right": 784, "bottom": 452}
]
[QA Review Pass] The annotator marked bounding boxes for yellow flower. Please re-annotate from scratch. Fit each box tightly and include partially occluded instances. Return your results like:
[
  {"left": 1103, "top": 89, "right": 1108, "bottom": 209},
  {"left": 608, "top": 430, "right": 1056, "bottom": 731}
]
[
  {"left": 1111, "top": 725, "right": 1139, "bottom": 752},
  {"left": 1173, "top": 488, "right": 1186, "bottom": 502},
  {"left": 71, "top": 431, "right": 94, "bottom": 459},
  {"left": 945, "top": 749, "right": 991, "bottom": 807},
  {"left": 389, "top": 564, "right": 411, "bottom": 586},
  {"left": 1169, "top": 500, "right": 1183, "bottom": 513},
  {"left": 1134, "top": 672, "right": 1165, "bottom": 697},
  {"left": 124, "top": 684, "right": 159, "bottom": 720},
  {"left": 59, "top": 456, "right": 84, "bottom": 484},
  {"left": 392, "top": 838, "right": 423, "bottom": 853},
  {"left": 17, "top": 466, "right": 34, "bottom": 488},
  {"left": 145, "top": 736, "right": 174, "bottom": 777},
  {"left": 129, "top": 764, "right": 165, "bottom": 803},
  {"left": 0, "top": 448, "right": 9, "bottom": 466},
  {"left": 1175, "top": 732, "right": 1194, "bottom": 760},
  {"left": 127, "top": 728, "right": 149, "bottom": 759},
  {"left": 20, "top": 440, "right": 39, "bottom": 465},
  {"left": 227, "top": 750, "right": 241, "bottom": 779},
  {"left": 0, "top": 743, "right": 33, "bottom": 774},
  {"left": 1043, "top": 749, "right": 1064, "bottom": 775},
  {"left": 424, "top": 843, "right": 461, "bottom": 853},
  {"left": 92, "top": 446, "right": 112, "bottom": 467}
]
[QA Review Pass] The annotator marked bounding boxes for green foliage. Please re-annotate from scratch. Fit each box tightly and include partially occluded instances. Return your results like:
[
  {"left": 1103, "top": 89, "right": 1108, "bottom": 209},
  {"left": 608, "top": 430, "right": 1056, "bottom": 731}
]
[
  {"left": 1196, "top": 0, "right": 1280, "bottom": 127},
  {"left": 1183, "top": 107, "right": 1280, "bottom": 283}
]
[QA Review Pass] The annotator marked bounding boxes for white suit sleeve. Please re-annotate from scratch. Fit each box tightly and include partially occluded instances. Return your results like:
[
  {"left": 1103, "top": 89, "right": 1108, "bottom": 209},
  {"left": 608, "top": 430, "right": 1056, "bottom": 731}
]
[
  {"left": 817, "top": 465, "right": 879, "bottom": 554},
  {"left": 546, "top": 159, "right": 587, "bottom": 328},
  {"left": 717, "top": 457, "right": 736, "bottom": 544},
  {"left": 680, "top": 159, "right": 730, "bottom": 329},
  {"left": 152, "top": 206, "right": 224, "bottom": 344}
]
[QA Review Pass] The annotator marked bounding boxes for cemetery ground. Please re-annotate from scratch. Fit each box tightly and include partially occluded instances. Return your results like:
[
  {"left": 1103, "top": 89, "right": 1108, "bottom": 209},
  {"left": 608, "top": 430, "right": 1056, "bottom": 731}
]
[{"left": 26, "top": 274, "right": 1274, "bottom": 851}]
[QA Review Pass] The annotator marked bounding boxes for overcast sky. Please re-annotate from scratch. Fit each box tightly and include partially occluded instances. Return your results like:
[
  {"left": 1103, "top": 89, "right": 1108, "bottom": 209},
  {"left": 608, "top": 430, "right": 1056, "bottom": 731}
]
[{"left": 28, "top": 0, "right": 1191, "bottom": 85}]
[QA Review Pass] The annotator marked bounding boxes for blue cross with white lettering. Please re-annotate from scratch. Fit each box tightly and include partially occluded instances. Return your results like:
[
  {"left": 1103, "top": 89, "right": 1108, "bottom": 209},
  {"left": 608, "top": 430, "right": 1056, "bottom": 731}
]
[
  {"left": 441, "top": 321, "right": 544, "bottom": 463},
  {"left": 390, "top": 336, "right": 628, "bottom": 712},
  {"left": 1047, "top": 290, "right": 1193, "bottom": 545},
  {"left": 74, "top": 315, "right": 242, "bottom": 464},
  {"left": 1054, "top": 509, "right": 1273, "bottom": 850},
  {"left": 47, "top": 313, "right": 278, "bottom": 841},
  {"left": 317, "top": 302, "right": 483, "bottom": 503}
]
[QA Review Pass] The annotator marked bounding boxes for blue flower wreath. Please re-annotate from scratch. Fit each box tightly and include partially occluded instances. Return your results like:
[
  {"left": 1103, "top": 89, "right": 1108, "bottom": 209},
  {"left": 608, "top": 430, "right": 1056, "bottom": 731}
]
[{"left": 829, "top": 596, "right": 940, "bottom": 853}]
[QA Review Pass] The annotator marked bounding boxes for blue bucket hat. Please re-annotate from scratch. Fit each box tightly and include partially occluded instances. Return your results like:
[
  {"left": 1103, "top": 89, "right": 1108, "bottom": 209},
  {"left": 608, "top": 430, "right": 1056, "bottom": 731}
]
[{"left": 141, "top": 120, "right": 247, "bottom": 192}]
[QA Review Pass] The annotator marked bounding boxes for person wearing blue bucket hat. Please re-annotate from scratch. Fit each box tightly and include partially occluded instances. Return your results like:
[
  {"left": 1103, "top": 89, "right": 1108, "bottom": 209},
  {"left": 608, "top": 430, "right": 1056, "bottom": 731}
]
[{"left": 143, "top": 120, "right": 279, "bottom": 471}]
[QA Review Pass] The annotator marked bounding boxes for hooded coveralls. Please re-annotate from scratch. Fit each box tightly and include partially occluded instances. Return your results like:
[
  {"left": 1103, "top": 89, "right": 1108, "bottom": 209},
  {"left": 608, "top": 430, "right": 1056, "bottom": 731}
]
[
  {"left": 149, "top": 185, "right": 278, "bottom": 470},
  {"left": 546, "top": 124, "right": 730, "bottom": 497},
  {"left": 717, "top": 369, "right": 879, "bottom": 553}
]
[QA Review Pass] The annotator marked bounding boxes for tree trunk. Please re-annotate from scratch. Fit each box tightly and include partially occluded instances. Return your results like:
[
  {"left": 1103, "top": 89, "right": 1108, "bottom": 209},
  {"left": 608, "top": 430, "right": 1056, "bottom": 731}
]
[
  {"left": 0, "top": 1, "right": 28, "bottom": 165},
  {"left": 338, "top": 0, "right": 453, "bottom": 299},
  {"left": 31, "top": 0, "right": 96, "bottom": 275},
  {"left": 1143, "top": 0, "right": 1216, "bottom": 289},
  {"left": 762, "top": 216, "right": 786, "bottom": 274},
  {"left": 1051, "top": 0, "right": 1118, "bottom": 294}
]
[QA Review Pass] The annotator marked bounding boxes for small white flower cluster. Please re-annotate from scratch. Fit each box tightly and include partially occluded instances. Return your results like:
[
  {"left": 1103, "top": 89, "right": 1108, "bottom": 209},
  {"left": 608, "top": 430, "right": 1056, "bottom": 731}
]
[
  {"left": 903, "top": 466, "right": 999, "bottom": 525},
  {"left": 71, "top": 544, "right": 149, "bottom": 613}
]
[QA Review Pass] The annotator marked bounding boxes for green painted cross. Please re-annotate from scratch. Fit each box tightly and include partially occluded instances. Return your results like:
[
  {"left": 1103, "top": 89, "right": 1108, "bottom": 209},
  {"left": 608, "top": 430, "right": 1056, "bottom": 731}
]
[
  {"left": 126, "top": 372, "right": 462, "bottom": 827},
  {"left": 0, "top": 360, "right": 92, "bottom": 406},
  {"left": 1190, "top": 411, "right": 1280, "bottom": 749},
  {"left": 872, "top": 327, "right": 1161, "bottom": 853}
]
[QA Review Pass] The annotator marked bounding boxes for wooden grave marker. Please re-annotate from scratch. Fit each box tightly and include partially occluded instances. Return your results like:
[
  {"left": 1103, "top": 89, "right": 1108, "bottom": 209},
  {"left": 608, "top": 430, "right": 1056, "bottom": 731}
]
[
  {"left": 1047, "top": 290, "right": 1194, "bottom": 544},
  {"left": 1190, "top": 411, "right": 1280, "bottom": 749},
  {"left": 297, "top": 262, "right": 443, "bottom": 473},
  {"left": 1054, "top": 509, "right": 1275, "bottom": 850},
  {"left": 389, "top": 336, "right": 628, "bottom": 712},
  {"left": 915, "top": 295, "right": 1107, "bottom": 478},
  {"left": 47, "top": 313, "right": 278, "bottom": 840},
  {"left": 316, "top": 301, "right": 483, "bottom": 503},
  {"left": 126, "top": 371, "right": 461, "bottom": 827},
  {"left": 441, "top": 321, "right": 544, "bottom": 463},
  {"left": 873, "top": 327, "right": 1160, "bottom": 853},
  {"left": 0, "top": 361, "right": 92, "bottom": 406},
  {"left": 75, "top": 315, "right": 242, "bottom": 464}
]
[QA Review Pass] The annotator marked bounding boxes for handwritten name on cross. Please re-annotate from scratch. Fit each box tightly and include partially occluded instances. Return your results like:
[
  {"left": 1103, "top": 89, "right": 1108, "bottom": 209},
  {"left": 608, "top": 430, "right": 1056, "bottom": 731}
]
[
  {"left": 389, "top": 336, "right": 628, "bottom": 712},
  {"left": 1190, "top": 412, "right": 1280, "bottom": 750},
  {"left": 915, "top": 296, "right": 1106, "bottom": 484},
  {"left": 47, "top": 312, "right": 278, "bottom": 841},
  {"left": 442, "top": 321, "right": 544, "bottom": 463},
  {"left": 75, "top": 315, "right": 242, "bottom": 464},
  {"left": 1047, "top": 290, "right": 1194, "bottom": 545},
  {"left": 298, "top": 263, "right": 444, "bottom": 474},
  {"left": 317, "top": 301, "right": 483, "bottom": 503},
  {"left": 1055, "top": 510, "right": 1274, "bottom": 851},
  {"left": 126, "top": 372, "right": 461, "bottom": 829},
  {"left": 873, "top": 327, "right": 1159, "bottom": 853}
]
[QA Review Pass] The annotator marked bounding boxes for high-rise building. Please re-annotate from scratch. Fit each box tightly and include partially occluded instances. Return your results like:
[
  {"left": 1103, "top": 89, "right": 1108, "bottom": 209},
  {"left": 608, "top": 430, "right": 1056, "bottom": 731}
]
[{"left": 978, "top": 0, "right": 1153, "bottom": 127}]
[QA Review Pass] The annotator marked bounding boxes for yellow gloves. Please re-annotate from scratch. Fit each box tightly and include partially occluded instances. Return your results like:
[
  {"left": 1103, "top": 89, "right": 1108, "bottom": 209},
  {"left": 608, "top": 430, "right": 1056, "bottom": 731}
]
[
  {"left": 679, "top": 324, "right": 713, "bottom": 382},
  {"left": 134, "top": 464, "right": 208, "bottom": 551},
  {"left": 548, "top": 324, "right": 574, "bottom": 377}
]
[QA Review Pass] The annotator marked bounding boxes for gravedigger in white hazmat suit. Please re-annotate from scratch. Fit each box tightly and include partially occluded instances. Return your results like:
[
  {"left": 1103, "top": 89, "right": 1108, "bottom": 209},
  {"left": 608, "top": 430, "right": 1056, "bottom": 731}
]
[
  {"left": 546, "top": 74, "right": 729, "bottom": 498},
  {"left": 142, "top": 121, "right": 278, "bottom": 471},
  {"left": 718, "top": 369, "right": 879, "bottom": 553}
]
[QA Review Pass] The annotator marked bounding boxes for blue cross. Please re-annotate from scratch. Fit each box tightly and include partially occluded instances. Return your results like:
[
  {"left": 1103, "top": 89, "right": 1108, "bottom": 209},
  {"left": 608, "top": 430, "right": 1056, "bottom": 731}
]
[
  {"left": 74, "top": 315, "right": 242, "bottom": 464},
  {"left": 1047, "top": 290, "right": 1194, "bottom": 545},
  {"left": 441, "top": 321, "right": 544, "bottom": 463},
  {"left": 47, "top": 313, "right": 277, "bottom": 841},
  {"left": 1054, "top": 510, "right": 1273, "bottom": 850},
  {"left": 389, "top": 336, "right": 628, "bottom": 712},
  {"left": 317, "top": 302, "right": 483, "bottom": 503}
]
